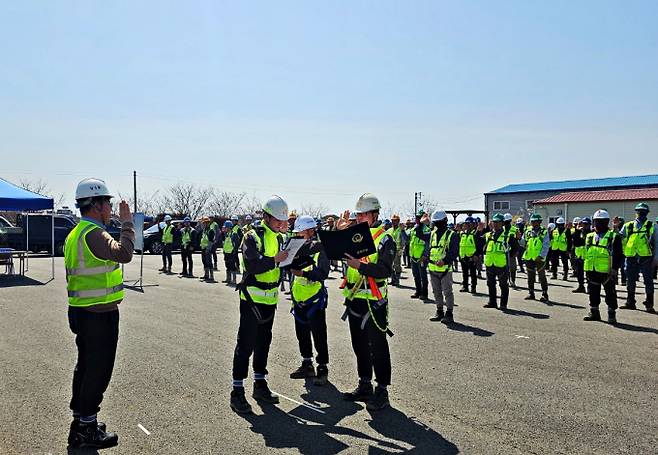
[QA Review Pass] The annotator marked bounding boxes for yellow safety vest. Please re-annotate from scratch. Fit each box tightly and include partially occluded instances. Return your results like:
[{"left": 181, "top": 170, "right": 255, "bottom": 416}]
[
  {"left": 623, "top": 220, "right": 654, "bottom": 257},
  {"left": 223, "top": 232, "right": 235, "bottom": 254},
  {"left": 162, "top": 224, "right": 174, "bottom": 244},
  {"left": 584, "top": 231, "right": 615, "bottom": 273},
  {"left": 181, "top": 228, "right": 192, "bottom": 247},
  {"left": 291, "top": 252, "right": 322, "bottom": 303},
  {"left": 523, "top": 227, "right": 546, "bottom": 261},
  {"left": 64, "top": 219, "right": 124, "bottom": 307},
  {"left": 200, "top": 229, "right": 210, "bottom": 249},
  {"left": 387, "top": 226, "right": 402, "bottom": 248},
  {"left": 459, "top": 231, "right": 477, "bottom": 258},
  {"left": 240, "top": 223, "right": 282, "bottom": 305},
  {"left": 429, "top": 228, "right": 453, "bottom": 272},
  {"left": 484, "top": 231, "right": 508, "bottom": 267},
  {"left": 409, "top": 225, "right": 429, "bottom": 259},
  {"left": 551, "top": 229, "right": 568, "bottom": 252},
  {"left": 343, "top": 227, "right": 389, "bottom": 301}
]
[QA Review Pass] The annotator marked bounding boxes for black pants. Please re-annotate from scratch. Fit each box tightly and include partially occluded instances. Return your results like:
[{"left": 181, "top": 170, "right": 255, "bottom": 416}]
[
  {"left": 517, "top": 248, "right": 525, "bottom": 272},
  {"left": 68, "top": 307, "right": 119, "bottom": 417},
  {"left": 486, "top": 266, "right": 509, "bottom": 307},
  {"left": 403, "top": 245, "right": 410, "bottom": 267},
  {"left": 573, "top": 257, "right": 585, "bottom": 288},
  {"left": 294, "top": 305, "right": 329, "bottom": 365},
  {"left": 410, "top": 259, "right": 428, "bottom": 296},
  {"left": 181, "top": 248, "right": 193, "bottom": 274},
  {"left": 626, "top": 257, "right": 655, "bottom": 307},
  {"left": 224, "top": 253, "right": 238, "bottom": 272},
  {"left": 346, "top": 298, "right": 391, "bottom": 386},
  {"left": 162, "top": 244, "right": 173, "bottom": 269},
  {"left": 551, "top": 250, "right": 569, "bottom": 277},
  {"left": 586, "top": 271, "right": 617, "bottom": 312},
  {"left": 211, "top": 243, "right": 219, "bottom": 268},
  {"left": 232, "top": 300, "right": 276, "bottom": 380},
  {"left": 460, "top": 257, "right": 477, "bottom": 290},
  {"left": 202, "top": 248, "right": 212, "bottom": 269}
]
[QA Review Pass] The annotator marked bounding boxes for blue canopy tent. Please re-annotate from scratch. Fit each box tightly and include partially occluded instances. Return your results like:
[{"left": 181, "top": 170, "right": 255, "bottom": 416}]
[{"left": 0, "top": 177, "right": 55, "bottom": 279}]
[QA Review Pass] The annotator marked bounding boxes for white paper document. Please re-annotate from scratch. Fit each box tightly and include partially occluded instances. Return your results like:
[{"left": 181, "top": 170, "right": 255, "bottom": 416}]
[{"left": 278, "top": 238, "right": 307, "bottom": 267}]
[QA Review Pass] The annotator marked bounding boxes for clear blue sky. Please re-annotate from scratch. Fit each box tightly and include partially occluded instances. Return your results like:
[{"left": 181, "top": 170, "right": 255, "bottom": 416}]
[{"left": 2, "top": 1, "right": 657, "bottom": 217}]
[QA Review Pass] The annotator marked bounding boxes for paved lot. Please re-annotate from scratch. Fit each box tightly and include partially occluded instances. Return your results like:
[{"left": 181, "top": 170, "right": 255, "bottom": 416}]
[{"left": 1, "top": 255, "right": 657, "bottom": 454}]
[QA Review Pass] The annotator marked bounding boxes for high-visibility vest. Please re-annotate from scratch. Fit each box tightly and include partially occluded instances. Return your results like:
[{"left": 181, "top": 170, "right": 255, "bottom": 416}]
[
  {"left": 409, "top": 225, "right": 429, "bottom": 259},
  {"left": 200, "top": 229, "right": 210, "bottom": 249},
  {"left": 429, "top": 228, "right": 454, "bottom": 272},
  {"left": 573, "top": 230, "right": 587, "bottom": 259},
  {"left": 584, "top": 231, "right": 616, "bottom": 273},
  {"left": 484, "top": 231, "right": 508, "bottom": 267},
  {"left": 181, "top": 228, "right": 192, "bottom": 247},
  {"left": 162, "top": 224, "right": 174, "bottom": 244},
  {"left": 64, "top": 220, "right": 124, "bottom": 307},
  {"left": 343, "top": 227, "right": 389, "bottom": 301},
  {"left": 551, "top": 229, "right": 568, "bottom": 252},
  {"left": 291, "top": 252, "right": 322, "bottom": 303},
  {"left": 623, "top": 220, "right": 654, "bottom": 257},
  {"left": 523, "top": 227, "right": 547, "bottom": 261},
  {"left": 387, "top": 226, "right": 402, "bottom": 248},
  {"left": 459, "top": 231, "right": 477, "bottom": 258},
  {"left": 223, "top": 232, "right": 235, "bottom": 254},
  {"left": 240, "top": 223, "right": 282, "bottom": 305},
  {"left": 504, "top": 225, "right": 518, "bottom": 244}
]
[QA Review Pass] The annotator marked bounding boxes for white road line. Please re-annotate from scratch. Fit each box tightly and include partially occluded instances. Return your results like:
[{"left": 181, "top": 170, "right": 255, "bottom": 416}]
[
  {"left": 515, "top": 335, "right": 530, "bottom": 339},
  {"left": 137, "top": 423, "right": 151, "bottom": 435},
  {"left": 272, "top": 391, "right": 326, "bottom": 414}
]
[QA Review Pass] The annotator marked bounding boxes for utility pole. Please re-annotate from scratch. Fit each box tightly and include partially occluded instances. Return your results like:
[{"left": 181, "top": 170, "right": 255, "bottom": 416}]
[
  {"left": 133, "top": 170, "right": 137, "bottom": 214},
  {"left": 414, "top": 192, "right": 422, "bottom": 216}
]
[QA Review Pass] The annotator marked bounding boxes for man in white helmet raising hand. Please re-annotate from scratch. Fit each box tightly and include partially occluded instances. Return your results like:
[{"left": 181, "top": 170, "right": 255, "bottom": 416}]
[
  {"left": 230, "top": 195, "right": 289, "bottom": 414},
  {"left": 337, "top": 193, "right": 396, "bottom": 411},
  {"left": 65, "top": 178, "right": 134, "bottom": 449}
]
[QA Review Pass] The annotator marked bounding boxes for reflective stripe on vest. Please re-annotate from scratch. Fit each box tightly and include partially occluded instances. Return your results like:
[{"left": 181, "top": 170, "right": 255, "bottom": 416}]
[
  {"left": 64, "top": 220, "right": 124, "bottom": 307},
  {"left": 523, "top": 227, "right": 546, "bottom": 261},
  {"left": 292, "top": 252, "right": 322, "bottom": 303},
  {"left": 551, "top": 229, "right": 568, "bottom": 252},
  {"left": 162, "top": 225, "right": 174, "bottom": 244},
  {"left": 429, "top": 228, "right": 453, "bottom": 272},
  {"left": 584, "top": 231, "right": 615, "bottom": 273},
  {"left": 240, "top": 223, "right": 282, "bottom": 305},
  {"left": 484, "top": 231, "right": 508, "bottom": 267},
  {"left": 343, "top": 227, "right": 388, "bottom": 301},
  {"left": 459, "top": 231, "right": 476, "bottom": 258},
  {"left": 387, "top": 226, "right": 402, "bottom": 248},
  {"left": 623, "top": 220, "right": 654, "bottom": 257},
  {"left": 223, "top": 234, "right": 235, "bottom": 254},
  {"left": 181, "top": 228, "right": 192, "bottom": 246},
  {"left": 200, "top": 230, "right": 210, "bottom": 249},
  {"left": 409, "top": 225, "right": 429, "bottom": 259}
]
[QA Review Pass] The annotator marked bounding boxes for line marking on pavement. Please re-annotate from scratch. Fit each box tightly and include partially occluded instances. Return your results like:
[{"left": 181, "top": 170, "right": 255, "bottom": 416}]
[
  {"left": 272, "top": 391, "right": 326, "bottom": 414},
  {"left": 515, "top": 335, "right": 530, "bottom": 339},
  {"left": 137, "top": 423, "right": 151, "bottom": 435}
]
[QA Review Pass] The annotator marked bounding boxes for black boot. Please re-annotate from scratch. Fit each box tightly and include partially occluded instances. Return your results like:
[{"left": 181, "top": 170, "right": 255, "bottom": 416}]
[
  {"left": 539, "top": 292, "right": 549, "bottom": 303},
  {"left": 608, "top": 311, "right": 617, "bottom": 324},
  {"left": 313, "top": 365, "right": 329, "bottom": 386},
  {"left": 524, "top": 292, "right": 535, "bottom": 300},
  {"left": 68, "top": 419, "right": 107, "bottom": 446},
  {"left": 290, "top": 361, "right": 315, "bottom": 379},
  {"left": 583, "top": 308, "right": 601, "bottom": 321},
  {"left": 429, "top": 307, "right": 444, "bottom": 321},
  {"left": 483, "top": 301, "right": 497, "bottom": 308},
  {"left": 620, "top": 300, "right": 636, "bottom": 310},
  {"left": 343, "top": 381, "right": 373, "bottom": 402},
  {"left": 230, "top": 388, "right": 253, "bottom": 414},
  {"left": 440, "top": 309, "right": 454, "bottom": 324},
  {"left": 470, "top": 286, "right": 477, "bottom": 294},
  {"left": 459, "top": 286, "right": 469, "bottom": 293},
  {"left": 68, "top": 420, "right": 118, "bottom": 449},
  {"left": 252, "top": 380, "right": 279, "bottom": 404},
  {"left": 572, "top": 286, "right": 586, "bottom": 293},
  {"left": 366, "top": 386, "right": 390, "bottom": 411}
]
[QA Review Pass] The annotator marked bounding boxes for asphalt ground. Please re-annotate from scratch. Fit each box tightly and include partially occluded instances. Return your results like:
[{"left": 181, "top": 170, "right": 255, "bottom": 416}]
[{"left": 1, "top": 254, "right": 657, "bottom": 455}]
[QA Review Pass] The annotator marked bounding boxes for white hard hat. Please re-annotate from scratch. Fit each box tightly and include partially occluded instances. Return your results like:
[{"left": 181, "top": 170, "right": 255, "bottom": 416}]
[
  {"left": 164, "top": 215, "right": 172, "bottom": 222},
  {"left": 593, "top": 209, "right": 610, "bottom": 220},
  {"left": 353, "top": 193, "right": 381, "bottom": 214},
  {"left": 573, "top": 217, "right": 581, "bottom": 224},
  {"left": 75, "top": 178, "right": 114, "bottom": 202},
  {"left": 262, "top": 195, "right": 289, "bottom": 221},
  {"left": 556, "top": 217, "right": 565, "bottom": 224},
  {"left": 548, "top": 222, "right": 556, "bottom": 230},
  {"left": 293, "top": 215, "right": 316, "bottom": 233},
  {"left": 231, "top": 215, "right": 239, "bottom": 221},
  {"left": 431, "top": 210, "right": 448, "bottom": 222},
  {"left": 245, "top": 214, "right": 253, "bottom": 221},
  {"left": 503, "top": 213, "right": 513, "bottom": 221},
  {"left": 349, "top": 212, "right": 357, "bottom": 221}
]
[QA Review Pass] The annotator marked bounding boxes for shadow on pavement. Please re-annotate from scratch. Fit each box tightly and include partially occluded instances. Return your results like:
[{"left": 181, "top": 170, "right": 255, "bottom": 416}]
[
  {"left": 544, "top": 300, "right": 586, "bottom": 309},
  {"left": 613, "top": 322, "right": 658, "bottom": 335},
  {"left": 445, "top": 321, "right": 494, "bottom": 337},
  {"left": 503, "top": 308, "right": 550, "bottom": 319},
  {"left": 67, "top": 448, "right": 99, "bottom": 455},
  {"left": 0, "top": 275, "right": 50, "bottom": 287},
  {"left": 367, "top": 406, "right": 459, "bottom": 454}
]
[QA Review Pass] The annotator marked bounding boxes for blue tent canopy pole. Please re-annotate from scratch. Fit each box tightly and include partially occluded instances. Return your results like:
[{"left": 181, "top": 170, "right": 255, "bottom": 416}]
[{"left": 0, "top": 177, "right": 55, "bottom": 280}]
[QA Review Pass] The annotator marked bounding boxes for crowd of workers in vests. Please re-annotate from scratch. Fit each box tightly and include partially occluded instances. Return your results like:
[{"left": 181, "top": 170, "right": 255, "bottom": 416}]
[{"left": 62, "top": 177, "right": 657, "bottom": 449}]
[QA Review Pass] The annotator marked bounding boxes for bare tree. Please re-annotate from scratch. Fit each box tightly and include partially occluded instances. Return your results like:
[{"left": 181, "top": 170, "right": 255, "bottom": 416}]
[
  {"left": 240, "top": 194, "right": 263, "bottom": 217},
  {"left": 18, "top": 178, "right": 65, "bottom": 207},
  {"left": 160, "top": 183, "right": 213, "bottom": 219},
  {"left": 207, "top": 191, "right": 246, "bottom": 218},
  {"left": 118, "top": 190, "right": 162, "bottom": 216},
  {"left": 298, "top": 202, "right": 330, "bottom": 219}
]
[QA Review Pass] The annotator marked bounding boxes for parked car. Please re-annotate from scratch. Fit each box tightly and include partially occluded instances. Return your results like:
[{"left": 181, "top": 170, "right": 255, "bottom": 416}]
[
  {"left": 141, "top": 220, "right": 202, "bottom": 254},
  {"left": 3, "top": 213, "right": 78, "bottom": 256}
]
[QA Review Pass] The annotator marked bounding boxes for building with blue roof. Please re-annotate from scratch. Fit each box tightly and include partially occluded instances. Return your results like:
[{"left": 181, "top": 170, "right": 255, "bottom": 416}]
[{"left": 484, "top": 174, "right": 658, "bottom": 221}]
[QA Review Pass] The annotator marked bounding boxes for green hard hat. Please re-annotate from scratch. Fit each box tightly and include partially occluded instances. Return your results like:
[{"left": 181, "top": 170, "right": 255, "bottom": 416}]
[
  {"left": 635, "top": 202, "right": 649, "bottom": 212},
  {"left": 530, "top": 213, "right": 543, "bottom": 221},
  {"left": 416, "top": 210, "right": 425, "bottom": 216},
  {"left": 655, "top": 216, "right": 658, "bottom": 222},
  {"left": 492, "top": 213, "right": 504, "bottom": 222}
]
